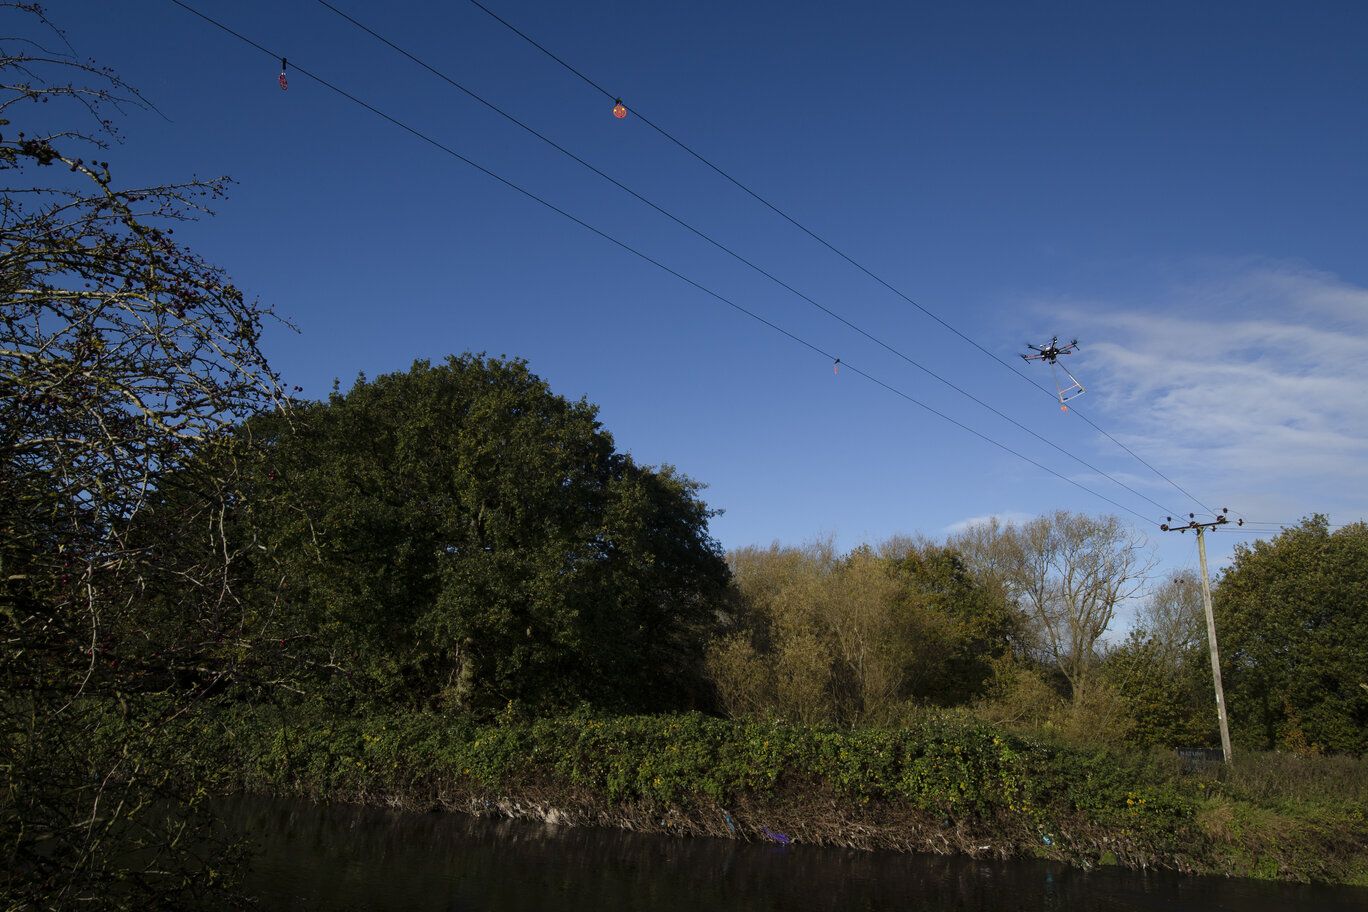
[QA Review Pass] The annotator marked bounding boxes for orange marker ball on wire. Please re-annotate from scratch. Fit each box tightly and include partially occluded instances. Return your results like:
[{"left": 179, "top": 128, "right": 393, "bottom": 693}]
[{"left": 612, "top": 98, "right": 627, "bottom": 119}]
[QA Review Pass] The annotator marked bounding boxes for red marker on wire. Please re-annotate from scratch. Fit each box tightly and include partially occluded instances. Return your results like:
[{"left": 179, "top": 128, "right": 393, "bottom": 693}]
[
  {"left": 279, "top": 58, "right": 288, "bottom": 91},
  {"left": 833, "top": 358, "right": 840, "bottom": 376}
]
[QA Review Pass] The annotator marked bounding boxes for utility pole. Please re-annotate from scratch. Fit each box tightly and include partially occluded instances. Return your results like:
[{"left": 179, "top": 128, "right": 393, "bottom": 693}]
[{"left": 1161, "top": 508, "right": 1242, "bottom": 764}]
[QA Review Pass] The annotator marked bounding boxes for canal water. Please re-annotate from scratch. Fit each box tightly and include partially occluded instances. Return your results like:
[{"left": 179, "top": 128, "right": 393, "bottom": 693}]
[{"left": 225, "top": 797, "right": 1368, "bottom": 911}]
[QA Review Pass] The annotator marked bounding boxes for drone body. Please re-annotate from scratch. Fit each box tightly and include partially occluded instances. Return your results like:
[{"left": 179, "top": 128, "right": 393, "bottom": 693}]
[{"left": 1023, "top": 336, "right": 1085, "bottom": 410}]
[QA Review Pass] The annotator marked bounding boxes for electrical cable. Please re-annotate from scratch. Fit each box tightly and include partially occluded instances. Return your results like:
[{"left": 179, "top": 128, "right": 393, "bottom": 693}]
[
  {"left": 167, "top": 0, "right": 1165, "bottom": 528},
  {"left": 1239, "top": 521, "right": 1355, "bottom": 529},
  {"left": 463, "top": 0, "right": 1223, "bottom": 518},
  {"left": 1069, "top": 410, "right": 1218, "bottom": 516},
  {"left": 310, "top": 0, "right": 1184, "bottom": 519}
]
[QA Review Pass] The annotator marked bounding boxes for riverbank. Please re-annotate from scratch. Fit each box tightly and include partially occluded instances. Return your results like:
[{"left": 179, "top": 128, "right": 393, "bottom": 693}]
[
  {"left": 149, "top": 706, "right": 1368, "bottom": 886},
  {"left": 224, "top": 794, "right": 1368, "bottom": 912}
]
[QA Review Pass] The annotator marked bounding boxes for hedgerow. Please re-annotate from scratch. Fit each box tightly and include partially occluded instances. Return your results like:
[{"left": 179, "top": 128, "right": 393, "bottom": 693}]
[{"left": 82, "top": 699, "right": 1366, "bottom": 883}]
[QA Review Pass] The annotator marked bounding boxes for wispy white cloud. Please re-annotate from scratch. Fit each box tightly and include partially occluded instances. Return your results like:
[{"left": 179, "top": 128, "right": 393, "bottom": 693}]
[
  {"left": 943, "top": 512, "right": 1036, "bottom": 535},
  {"left": 1036, "top": 262, "right": 1368, "bottom": 525}
]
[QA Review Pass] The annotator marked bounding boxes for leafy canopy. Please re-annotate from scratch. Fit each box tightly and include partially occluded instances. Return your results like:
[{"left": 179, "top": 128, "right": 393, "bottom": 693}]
[
  {"left": 245, "top": 355, "right": 731, "bottom": 715},
  {"left": 1215, "top": 516, "right": 1368, "bottom": 754}
]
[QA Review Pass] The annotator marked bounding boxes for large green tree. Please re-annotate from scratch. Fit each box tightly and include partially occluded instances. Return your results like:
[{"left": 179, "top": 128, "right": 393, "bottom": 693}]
[
  {"left": 244, "top": 355, "right": 730, "bottom": 715},
  {"left": 1215, "top": 517, "right": 1368, "bottom": 754}
]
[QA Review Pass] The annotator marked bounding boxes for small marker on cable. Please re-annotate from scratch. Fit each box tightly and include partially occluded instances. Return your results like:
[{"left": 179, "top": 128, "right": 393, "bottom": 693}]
[
  {"left": 279, "top": 58, "right": 288, "bottom": 91},
  {"left": 612, "top": 98, "right": 627, "bottom": 119},
  {"left": 833, "top": 357, "right": 840, "bottom": 376}
]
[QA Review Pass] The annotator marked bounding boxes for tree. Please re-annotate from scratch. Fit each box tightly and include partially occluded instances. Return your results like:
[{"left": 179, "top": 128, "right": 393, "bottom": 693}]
[
  {"left": 880, "top": 538, "right": 1019, "bottom": 704},
  {"left": 709, "top": 540, "right": 841, "bottom": 723},
  {"left": 1137, "top": 569, "right": 1206, "bottom": 667},
  {"left": 954, "top": 512, "right": 1154, "bottom": 702},
  {"left": 947, "top": 516, "right": 1021, "bottom": 597},
  {"left": 1092, "top": 569, "right": 1216, "bottom": 749},
  {"left": 241, "top": 356, "right": 731, "bottom": 715},
  {"left": 1, "top": 8, "right": 286, "bottom": 905},
  {"left": 1215, "top": 517, "right": 1368, "bottom": 754},
  {"left": 825, "top": 544, "right": 957, "bottom": 720},
  {"left": 708, "top": 537, "right": 1015, "bottom": 724},
  {"left": 1103, "top": 629, "right": 1215, "bottom": 748}
]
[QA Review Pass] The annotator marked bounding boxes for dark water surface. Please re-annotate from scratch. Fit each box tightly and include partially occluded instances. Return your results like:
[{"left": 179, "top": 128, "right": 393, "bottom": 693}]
[{"left": 225, "top": 797, "right": 1368, "bottom": 911}]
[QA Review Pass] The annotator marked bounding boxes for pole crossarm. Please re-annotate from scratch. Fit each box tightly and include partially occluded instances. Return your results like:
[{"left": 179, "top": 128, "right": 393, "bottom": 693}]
[{"left": 1160, "top": 509, "right": 1244, "bottom": 533}]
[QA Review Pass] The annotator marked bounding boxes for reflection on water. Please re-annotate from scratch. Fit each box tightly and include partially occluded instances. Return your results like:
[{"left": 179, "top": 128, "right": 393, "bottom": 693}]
[{"left": 223, "top": 796, "right": 1368, "bottom": 912}]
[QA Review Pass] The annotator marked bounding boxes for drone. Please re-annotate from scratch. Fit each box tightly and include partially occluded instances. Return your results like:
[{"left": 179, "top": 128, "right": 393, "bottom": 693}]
[{"left": 1022, "top": 336, "right": 1085, "bottom": 410}]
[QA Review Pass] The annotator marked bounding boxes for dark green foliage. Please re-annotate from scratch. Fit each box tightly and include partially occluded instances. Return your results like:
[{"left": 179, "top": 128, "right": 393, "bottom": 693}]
[
  {"left": 180, "top": 704, "right": 1197, "bottom": 858},
  {"left": 886, "top": 543, "right": 1020, "bottom": 705},
  {"left": 1104, "top": 631, "right": 1216, "bottom": 749},
  {"left": 1215, "top": 517, "right": 1368, "bottom": 754},
  {"left": 82, "top": 697, "right": 1368, "bottom": 884},
  {"left": 242, "top": 356, "right": 730, "bottom": 715}
]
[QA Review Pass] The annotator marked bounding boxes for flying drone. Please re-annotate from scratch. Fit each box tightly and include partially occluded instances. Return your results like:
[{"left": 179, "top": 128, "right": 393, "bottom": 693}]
[{"left": 1022, "top": 336, "right": 1085, "bottom": 411}]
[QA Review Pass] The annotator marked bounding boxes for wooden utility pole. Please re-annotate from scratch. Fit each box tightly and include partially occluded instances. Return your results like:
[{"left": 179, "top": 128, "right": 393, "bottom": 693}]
[{"left": 1161, "top": 509, "right": 1241, "bottom": 763}]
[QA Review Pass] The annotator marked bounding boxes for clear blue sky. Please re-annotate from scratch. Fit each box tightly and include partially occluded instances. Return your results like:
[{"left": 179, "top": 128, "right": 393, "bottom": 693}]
[{"left": 53, "top": 1, "right": 1368, "bottom": 591}]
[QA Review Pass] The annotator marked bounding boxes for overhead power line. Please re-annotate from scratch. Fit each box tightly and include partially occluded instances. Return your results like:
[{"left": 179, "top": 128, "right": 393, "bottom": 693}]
[
  {"left": 463, "top": 0, "right": 1222, "bottom": 518},
  {"left": 1068, "top": 411, "right": 1217, "bottom": 516},
  {"left": 1174, "top": 516, "right": 1360, "bottom": 534},
  {"left": 309, "top": 0, "right": 1182, "bottom": 519},
  {"left": 1239, "top": 520, "right": 1356, "bottom": 529},
  {"left": 166, "top": 0, "right": 1164, "bottom": 527}
]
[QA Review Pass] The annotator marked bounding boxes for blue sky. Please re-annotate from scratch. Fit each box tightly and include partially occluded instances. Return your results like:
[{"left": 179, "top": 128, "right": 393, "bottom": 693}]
[{"left": 50, "top": 1, "right": 1368, "bottom": 599}]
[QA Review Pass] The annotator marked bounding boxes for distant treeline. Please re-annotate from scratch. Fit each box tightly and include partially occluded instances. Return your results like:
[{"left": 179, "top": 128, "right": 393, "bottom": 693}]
[{"left": 714, "top": 516, "right": 1366, "bottom": 756}]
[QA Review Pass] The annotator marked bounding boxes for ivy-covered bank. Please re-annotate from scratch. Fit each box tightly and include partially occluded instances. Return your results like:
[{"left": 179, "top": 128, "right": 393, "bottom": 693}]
[{"left": 146, "top": 708, "right": 1368, "bottom": 886}]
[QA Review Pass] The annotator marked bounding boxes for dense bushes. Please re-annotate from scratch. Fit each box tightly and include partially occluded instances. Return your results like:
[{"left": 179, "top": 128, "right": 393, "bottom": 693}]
[
  {"left": 712, "top": 519, "right": 1368, "bottom": 761},
  {"left": 181, "top": 704, "right": 1194, "bottom": 852},
  {"left": 150, "top": 356, "right": 1363, "bottom": 761},
  {"left": 130, "top": 701, "right": 1368, "bottom": 883}
]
